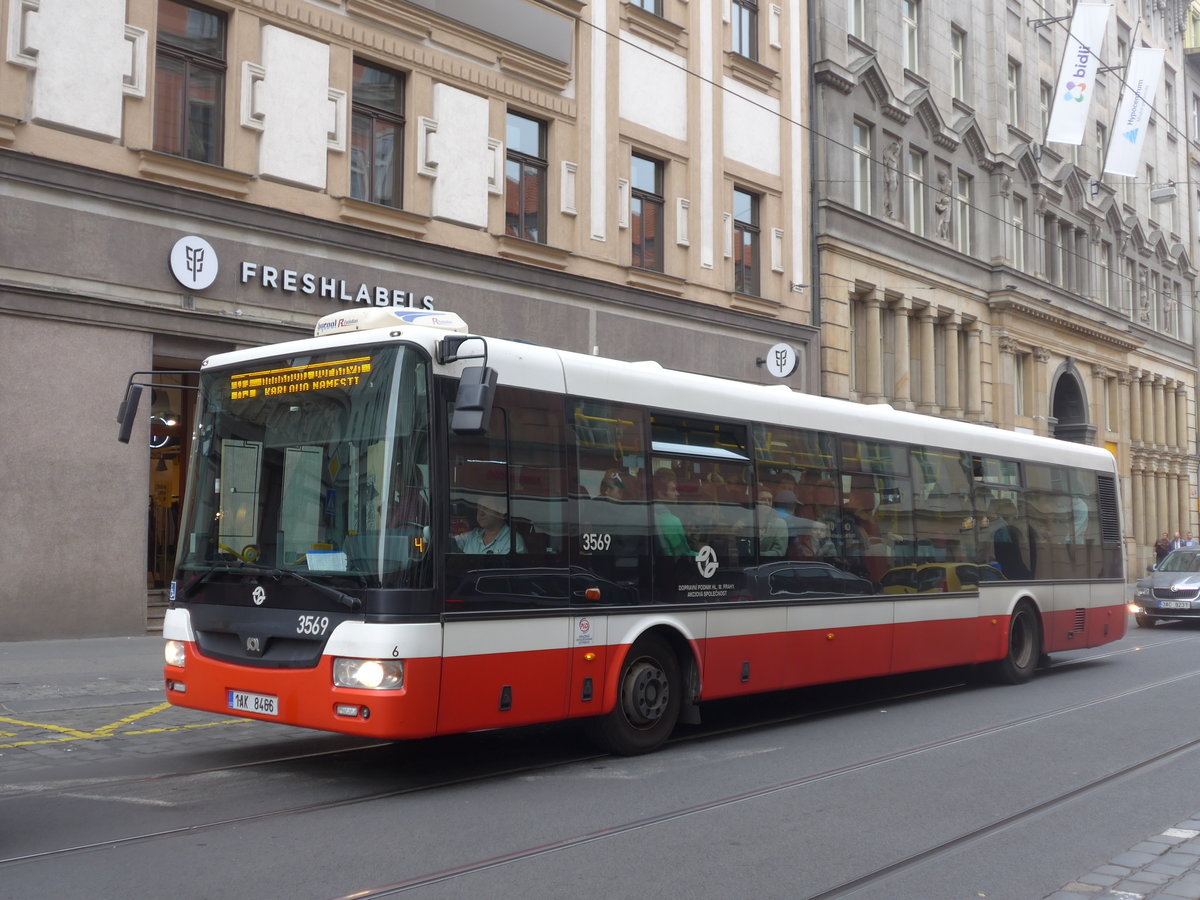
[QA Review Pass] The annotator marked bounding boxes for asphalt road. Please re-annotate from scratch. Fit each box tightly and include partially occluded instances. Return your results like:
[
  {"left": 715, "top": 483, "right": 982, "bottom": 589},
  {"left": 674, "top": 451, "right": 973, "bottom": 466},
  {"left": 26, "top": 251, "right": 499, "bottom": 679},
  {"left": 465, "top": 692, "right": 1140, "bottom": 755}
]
[{"left": 3, "top": 619, "right": 1200, "bottom": 899}]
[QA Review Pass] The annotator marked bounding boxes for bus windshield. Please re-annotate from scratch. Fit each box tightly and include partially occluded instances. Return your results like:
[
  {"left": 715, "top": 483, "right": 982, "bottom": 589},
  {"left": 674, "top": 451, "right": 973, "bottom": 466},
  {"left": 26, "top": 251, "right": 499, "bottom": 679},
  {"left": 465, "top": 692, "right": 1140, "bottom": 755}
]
[{"left": 177, "top": 345, "right": 432, "bottom": 592}]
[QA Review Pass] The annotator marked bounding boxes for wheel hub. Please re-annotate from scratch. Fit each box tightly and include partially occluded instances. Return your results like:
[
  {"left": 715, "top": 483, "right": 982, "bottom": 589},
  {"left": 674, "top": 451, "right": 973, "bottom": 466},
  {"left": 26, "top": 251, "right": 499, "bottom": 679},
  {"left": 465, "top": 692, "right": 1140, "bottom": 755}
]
[{"left": 623, "top": 661, "right": 669, "bottom": 726}]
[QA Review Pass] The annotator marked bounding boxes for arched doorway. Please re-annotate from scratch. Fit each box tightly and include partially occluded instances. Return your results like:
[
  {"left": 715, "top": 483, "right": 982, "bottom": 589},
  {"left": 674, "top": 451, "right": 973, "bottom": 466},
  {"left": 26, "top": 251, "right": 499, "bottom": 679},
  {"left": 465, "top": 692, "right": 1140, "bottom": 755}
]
[{"left": 1050, "top": 360, "right": 1096, "bottom": 444}]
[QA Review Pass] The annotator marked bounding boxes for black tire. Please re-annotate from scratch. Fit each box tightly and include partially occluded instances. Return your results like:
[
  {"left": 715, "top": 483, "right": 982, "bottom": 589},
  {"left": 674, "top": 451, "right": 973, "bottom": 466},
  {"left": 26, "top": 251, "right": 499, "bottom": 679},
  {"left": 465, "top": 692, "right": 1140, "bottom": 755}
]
[
  {"left": 588, "top": 634, "right": 682, "bottom": 755},
  {"left": 989, "top": 601, "right": 1042, "bottom": 684},
  {"left": 1135, "top": 614, "right": 1156, "bottom": 628}
]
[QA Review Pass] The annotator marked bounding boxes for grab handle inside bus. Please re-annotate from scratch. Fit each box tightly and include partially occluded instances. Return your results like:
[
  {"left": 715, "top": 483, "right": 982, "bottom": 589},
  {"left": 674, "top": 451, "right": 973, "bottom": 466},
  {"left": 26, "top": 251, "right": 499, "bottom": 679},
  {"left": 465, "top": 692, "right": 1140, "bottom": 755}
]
[{"left": 451, "top": 365, "right": 498, "bottom": 435}]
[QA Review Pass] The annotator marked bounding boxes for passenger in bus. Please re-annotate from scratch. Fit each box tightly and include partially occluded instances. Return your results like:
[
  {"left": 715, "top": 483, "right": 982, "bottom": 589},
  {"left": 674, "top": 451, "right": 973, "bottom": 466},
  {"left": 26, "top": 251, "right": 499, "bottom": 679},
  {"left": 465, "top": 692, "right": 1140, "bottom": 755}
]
[
  {"left": 756, "top": 489, "right": 789, "bottom": 557},
  {"left": 455, "top": 496, "right": 526, "bottom": 555},
  {"left": 652, "top": 468, "right": 695, "bottom": 557},
  {"left": 991, "top": 499, "right": 1032, "bottom": 579}
]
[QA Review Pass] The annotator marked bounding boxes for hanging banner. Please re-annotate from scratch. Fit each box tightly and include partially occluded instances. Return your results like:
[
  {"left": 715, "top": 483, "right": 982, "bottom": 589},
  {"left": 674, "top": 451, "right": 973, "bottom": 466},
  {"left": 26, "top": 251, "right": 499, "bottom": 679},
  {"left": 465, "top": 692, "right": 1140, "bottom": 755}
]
[
  {"left": 1045, "top": 2, "right": 1111, "bottom": 145},
  {"left": 1103, "top": 47, "right": 1165, "bottom": 177}
]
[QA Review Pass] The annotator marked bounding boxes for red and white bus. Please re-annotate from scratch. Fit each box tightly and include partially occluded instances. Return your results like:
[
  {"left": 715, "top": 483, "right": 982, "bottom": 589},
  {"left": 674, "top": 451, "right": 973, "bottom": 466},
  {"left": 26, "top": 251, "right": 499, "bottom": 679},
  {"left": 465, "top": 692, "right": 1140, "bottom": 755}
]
[{"left": 119, "top": 308, "right": 1125, "bottom": 754}]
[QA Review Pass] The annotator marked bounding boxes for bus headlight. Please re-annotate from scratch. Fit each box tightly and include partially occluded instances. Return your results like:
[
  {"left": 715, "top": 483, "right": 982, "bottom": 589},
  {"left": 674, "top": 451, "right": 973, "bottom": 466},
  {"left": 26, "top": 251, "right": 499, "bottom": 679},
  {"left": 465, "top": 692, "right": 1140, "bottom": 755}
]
[
  {"left": 165, "top": 640, "right": 186, "bottom": 668},
  {"left": 333, "top": 658, "right": 404, "bottom": 690}
]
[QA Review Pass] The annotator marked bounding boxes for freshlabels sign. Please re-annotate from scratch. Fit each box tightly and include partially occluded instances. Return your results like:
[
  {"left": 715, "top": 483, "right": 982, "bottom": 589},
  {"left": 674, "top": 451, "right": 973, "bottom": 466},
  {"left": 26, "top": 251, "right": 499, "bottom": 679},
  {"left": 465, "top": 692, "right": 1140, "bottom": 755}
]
[
  {"left": 765, "top": 343, "right": 799, "bottom": 378},
  {"left": 170, "top": 236, "right": 219, "bottom": 290}
]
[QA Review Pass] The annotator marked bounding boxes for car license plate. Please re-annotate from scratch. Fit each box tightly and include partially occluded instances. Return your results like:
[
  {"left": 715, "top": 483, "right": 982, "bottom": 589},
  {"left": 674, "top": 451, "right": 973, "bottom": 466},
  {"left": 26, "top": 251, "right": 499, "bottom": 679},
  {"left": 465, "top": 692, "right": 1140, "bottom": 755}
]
[
  {"left": 227, "top": 690, "right": 279, "bottom": 716},
  {"left": 1160, "top": 600, "right": 1192, "bottom": 610}
]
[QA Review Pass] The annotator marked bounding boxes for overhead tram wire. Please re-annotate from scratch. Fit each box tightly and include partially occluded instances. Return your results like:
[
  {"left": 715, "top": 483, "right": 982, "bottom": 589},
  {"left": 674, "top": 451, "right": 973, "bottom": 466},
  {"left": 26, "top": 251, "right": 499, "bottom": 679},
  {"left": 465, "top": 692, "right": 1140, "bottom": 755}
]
[{"left": 577, "top": 8, "right": 1200, "bottom": 321}]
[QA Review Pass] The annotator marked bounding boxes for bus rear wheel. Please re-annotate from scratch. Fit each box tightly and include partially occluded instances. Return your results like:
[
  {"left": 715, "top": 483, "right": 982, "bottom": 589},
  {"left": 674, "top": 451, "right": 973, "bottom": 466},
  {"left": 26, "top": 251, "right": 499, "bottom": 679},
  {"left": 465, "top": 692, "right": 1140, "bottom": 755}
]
[
  {"left": 989, "top": 601, "right": 1042, "bottom": 684},
  {"left": 589, "top": 634, "right": 682, "bottom": 756}
]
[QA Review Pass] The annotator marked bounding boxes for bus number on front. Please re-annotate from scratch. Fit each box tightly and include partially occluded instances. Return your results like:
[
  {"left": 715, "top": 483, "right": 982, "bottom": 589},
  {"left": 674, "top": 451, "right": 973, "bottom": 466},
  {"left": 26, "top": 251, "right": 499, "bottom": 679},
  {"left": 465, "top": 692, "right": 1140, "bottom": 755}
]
[
  {"left": 582, "top": 533, "right": 612, "bottom": 552},
  {"left": 296, "top": 615, "right": 330, "bottom": 636}
]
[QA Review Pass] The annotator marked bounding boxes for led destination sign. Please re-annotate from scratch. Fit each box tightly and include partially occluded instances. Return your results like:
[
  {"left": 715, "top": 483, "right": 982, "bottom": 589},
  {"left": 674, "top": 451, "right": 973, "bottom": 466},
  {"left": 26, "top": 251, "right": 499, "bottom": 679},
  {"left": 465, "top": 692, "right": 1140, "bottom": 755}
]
[{"left": 230, "top": 357, "right": 373, "bottom": 401}]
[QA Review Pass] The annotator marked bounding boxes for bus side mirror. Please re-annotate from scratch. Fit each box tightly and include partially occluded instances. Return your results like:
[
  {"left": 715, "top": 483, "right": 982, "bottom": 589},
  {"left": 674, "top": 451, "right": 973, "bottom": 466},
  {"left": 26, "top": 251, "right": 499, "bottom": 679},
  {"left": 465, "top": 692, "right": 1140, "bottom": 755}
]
[
  {"left": 450, "top": 366, "right": 497, "bottom": 435},
  {"left": 116, "top": 383, "right": 144, "bottom": 444}
]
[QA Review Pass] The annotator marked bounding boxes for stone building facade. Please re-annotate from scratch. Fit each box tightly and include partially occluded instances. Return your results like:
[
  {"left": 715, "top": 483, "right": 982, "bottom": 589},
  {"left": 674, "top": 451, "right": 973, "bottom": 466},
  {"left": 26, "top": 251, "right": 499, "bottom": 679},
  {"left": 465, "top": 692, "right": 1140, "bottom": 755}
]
[
  {"left": 0, "top": 0, "right": 814, "bottom": 638},
  {"left": 812, "top": 0, "right": 1198, "bottom": 572}
]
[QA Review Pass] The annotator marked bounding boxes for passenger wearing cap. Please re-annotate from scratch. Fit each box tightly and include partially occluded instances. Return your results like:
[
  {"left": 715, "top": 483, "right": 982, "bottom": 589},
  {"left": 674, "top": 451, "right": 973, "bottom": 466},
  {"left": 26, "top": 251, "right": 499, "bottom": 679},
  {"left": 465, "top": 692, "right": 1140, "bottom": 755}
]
[{"left": 455, "top": 496, "right": 526, "bottom": 554}]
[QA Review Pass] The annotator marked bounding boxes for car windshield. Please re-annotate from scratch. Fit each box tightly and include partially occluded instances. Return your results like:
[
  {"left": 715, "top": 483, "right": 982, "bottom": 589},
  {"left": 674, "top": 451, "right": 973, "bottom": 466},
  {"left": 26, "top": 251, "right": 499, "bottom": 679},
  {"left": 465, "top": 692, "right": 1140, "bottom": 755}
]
[
  {"left": 176, "top": 344, "right": 432, "bottom": 592},
  {"left": 1158, "top": 552, "right": 1200, "bottom": 573}
]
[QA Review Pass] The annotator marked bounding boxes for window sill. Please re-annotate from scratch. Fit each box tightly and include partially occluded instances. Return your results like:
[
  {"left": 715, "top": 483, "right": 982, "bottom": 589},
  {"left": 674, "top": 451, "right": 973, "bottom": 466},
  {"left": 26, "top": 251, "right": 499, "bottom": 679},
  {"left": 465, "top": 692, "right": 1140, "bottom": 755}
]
[
  {"left": 620, "top": 2, "right": 687, "bottom": 52},
  {"left": 626, "top": 267, "right": 686, "bottom": 295},
  {"left": 724, "top": 50, "right": 779, "bottom": 93},
  {"left": 132, "top": 149, "right": 253, "bottom": 197},
  {"left": 335, "top": 196, "right": 429, "bottom": 240},
  {"left": 730, "top": 291, "right": 782, "bottom": 317},
  {"left": 495, "top": 233, "right": 571, "bottom": 269}
]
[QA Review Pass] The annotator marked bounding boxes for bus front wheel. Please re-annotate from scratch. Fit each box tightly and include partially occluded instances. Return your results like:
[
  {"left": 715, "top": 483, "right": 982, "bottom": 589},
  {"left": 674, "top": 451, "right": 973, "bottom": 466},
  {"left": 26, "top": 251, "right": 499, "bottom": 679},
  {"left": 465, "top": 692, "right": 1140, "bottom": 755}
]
[
  {"left": 589, "top": 634, "right": 682, "bottom": 756},
  {"left": 989, "top": 601, "right": 1042, "bottom": 685}
]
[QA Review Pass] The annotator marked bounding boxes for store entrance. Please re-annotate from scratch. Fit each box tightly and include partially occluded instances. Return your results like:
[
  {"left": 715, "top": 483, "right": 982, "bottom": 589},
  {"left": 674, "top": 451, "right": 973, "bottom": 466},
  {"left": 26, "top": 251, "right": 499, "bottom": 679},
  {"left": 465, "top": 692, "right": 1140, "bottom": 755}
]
[{"left": 146, "top": 367, "right": 197, "bottom": 630}]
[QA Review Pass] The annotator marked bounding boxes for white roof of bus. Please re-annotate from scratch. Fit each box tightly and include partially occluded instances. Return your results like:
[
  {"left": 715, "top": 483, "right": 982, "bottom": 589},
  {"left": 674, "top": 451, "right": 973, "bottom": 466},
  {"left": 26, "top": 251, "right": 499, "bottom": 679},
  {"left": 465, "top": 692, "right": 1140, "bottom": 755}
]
[{"left": 201, "top": 322, "right": 1116, "bottom": 475}]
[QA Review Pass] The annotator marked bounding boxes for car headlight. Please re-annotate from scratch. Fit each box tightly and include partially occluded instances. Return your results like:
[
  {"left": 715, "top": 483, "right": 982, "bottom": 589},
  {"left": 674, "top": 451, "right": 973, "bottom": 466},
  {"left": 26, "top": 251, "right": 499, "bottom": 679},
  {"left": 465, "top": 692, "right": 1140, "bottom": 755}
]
[
  {"left": 164, "top": 640, "right": 186, "bottom": 668},
  {"left": 1134, "top": 585, "right": 1150, "bottom": 600},
  {"left": 333, "top": 658, "right": 404, "bottom": 690}
]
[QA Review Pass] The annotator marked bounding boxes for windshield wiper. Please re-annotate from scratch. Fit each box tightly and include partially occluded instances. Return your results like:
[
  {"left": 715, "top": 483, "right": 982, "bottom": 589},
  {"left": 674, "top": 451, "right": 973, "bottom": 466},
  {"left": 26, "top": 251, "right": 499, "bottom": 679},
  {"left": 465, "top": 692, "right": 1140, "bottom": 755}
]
[{"left": 179, "top": 561, "right": 363, "bottom": 611}]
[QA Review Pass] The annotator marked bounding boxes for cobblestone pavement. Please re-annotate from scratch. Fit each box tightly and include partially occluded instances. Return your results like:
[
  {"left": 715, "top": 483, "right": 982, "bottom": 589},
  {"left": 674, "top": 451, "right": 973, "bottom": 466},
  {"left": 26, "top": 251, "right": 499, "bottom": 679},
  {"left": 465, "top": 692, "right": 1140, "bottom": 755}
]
[{"left": 1046, "top": 822, "right": 1200, "bottom": 899}]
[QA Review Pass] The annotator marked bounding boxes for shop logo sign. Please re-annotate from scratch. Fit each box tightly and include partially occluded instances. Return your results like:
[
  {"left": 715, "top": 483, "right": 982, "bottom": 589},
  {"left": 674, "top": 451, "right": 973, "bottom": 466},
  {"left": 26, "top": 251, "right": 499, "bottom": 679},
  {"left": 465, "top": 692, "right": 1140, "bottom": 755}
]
[{"left": 170, "top": 236, "right": 219, "bottom": 291}]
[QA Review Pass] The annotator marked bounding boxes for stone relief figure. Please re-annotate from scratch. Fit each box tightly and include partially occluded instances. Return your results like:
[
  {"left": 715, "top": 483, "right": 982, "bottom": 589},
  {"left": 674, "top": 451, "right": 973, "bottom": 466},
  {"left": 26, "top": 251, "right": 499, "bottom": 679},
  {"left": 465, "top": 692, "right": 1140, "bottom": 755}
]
[
  {"left": 935, "top": 171, "right": 951, "bottom": 240},
  {"left": 883, "top": 141, "right": 900, "bottom": 218}
]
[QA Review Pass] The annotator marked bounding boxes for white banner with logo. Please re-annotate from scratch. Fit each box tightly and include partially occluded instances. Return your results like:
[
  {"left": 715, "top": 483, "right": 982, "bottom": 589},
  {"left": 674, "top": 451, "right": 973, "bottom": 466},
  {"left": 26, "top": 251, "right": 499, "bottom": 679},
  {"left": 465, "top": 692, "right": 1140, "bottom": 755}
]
[
  {"left": 1103, "top": 47, "right": 1165, "bottom": 177},
  {"left": 1045, "top": 2, "right": 1111, "bottom": 145}
]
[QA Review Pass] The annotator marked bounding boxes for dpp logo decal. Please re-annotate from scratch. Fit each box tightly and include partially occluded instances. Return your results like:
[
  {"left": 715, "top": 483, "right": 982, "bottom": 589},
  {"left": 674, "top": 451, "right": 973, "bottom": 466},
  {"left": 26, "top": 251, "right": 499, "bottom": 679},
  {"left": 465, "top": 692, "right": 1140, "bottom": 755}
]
[
  {"left": 169, "top": 235, "right": 219, "bottom": 290},
  {"left": 1062, "top": 81, "right": 1087, "bottom": 103}
]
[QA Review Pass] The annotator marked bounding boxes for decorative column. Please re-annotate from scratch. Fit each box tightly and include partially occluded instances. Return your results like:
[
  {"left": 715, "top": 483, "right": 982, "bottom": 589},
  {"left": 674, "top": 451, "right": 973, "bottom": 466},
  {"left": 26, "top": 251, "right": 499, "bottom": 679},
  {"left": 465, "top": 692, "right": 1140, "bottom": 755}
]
[
  {"left": 943, "top": 313, "right": 962, "bottom": 418},
  {"left": 1156, "top": 463, "right": 1170, "bottom": 538},
  {"left": 1177, "top": 385, "right": 1190, "bottom": 455},
  {"left": 1153, "top": 374, "right": 1167, "bottom": 449},
  {"left": 996, "top": 336, "right": 1017, "bottom": 428},
  {"left": 1168, "top": 462, "right": 1180, "bottom": 538},
  {"left": 1132, "top": 462, "right": 1147, "bottom": 549},
  {"left": 1128, "top": 370, "right": 1143, "bottom": 445},
  {"left": 1032, "top": 348, "right": 1050, "bottom": 436},
  {"left": 864, "top": 294, "right": 884, "bottom": 403},
  {"left": 891, "top": 298, "right": 913, "bottom": 409},
  {"left": 1180, "top": 464, "right": 1193, "bottom": 534},
  {"left": 1166, "top": 378, "right": 1178, "bottom": 451},
  {"left": 1093, "top": 366, "right": 1111, "bottom": 439},
  {"left": 1141, "top": 371, "right": 1154, "bottom": 449},
  {"left": 965, "top": 321, "right": 982, "bottom": 422},
  {"left": 917, "top": 306, "right": 938, "bottom": 414}
]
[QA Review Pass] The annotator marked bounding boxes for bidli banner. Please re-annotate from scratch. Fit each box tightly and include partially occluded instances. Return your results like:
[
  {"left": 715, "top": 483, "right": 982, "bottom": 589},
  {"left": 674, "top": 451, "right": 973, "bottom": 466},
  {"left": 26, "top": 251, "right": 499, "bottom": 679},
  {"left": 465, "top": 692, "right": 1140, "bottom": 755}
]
[{"left": 1045, "top": 2, "right": 1111, "bottom": 145}]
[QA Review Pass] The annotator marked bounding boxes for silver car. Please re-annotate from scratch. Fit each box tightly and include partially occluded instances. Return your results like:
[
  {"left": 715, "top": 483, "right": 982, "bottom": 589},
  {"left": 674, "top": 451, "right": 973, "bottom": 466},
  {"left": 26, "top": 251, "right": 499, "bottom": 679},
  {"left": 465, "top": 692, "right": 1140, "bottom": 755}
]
[{"left": 1132, "top": 548, "right": 1200, "bottom": 627}]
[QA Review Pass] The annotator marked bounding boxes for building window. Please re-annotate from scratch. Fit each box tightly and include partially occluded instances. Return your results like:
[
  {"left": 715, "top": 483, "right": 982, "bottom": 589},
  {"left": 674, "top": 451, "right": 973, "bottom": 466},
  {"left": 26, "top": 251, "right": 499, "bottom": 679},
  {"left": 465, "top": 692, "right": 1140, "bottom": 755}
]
[
  {"left": 1012, "top": 195, "right": 1026, "bottom": 272},
  {"left": 954, "top": 173, "right": 972, "bottom": 253},
  {"left": 505, "top": 111, "right": 547, "bottom": 243},
  {"left": 905, "top": 148, "right": 925, "bottom": 234},
  {"left": 1100, "top": 240, "right": 1113, "bottom": 307},
  {"left": 154, "top": 0, "right": 226, "bottom": 164},
  {"left": 350, "top": 60, "right": 404, "bottom": 208},
  {"left": 732, "top": 0, "right": 758, "bottom": 59},
  {"left": 1014, "top": 353, "right": 1027, "bottom": 417},
  {"left": 630, "top": 0, "right": 663, "bottom": 14},
  {"left": 1039, "top": 81, "right": 1053, "bottom": 137},
  {"left": 1095, "top": 122, "right": 1107, "bottom": 174},
  {"left": 631, "top": 154, "right": 664, "bottom": 272},
  {"left": 1007, "top": 59, "right": 1021, "bottom": 127},
  {"left": 852, "top": 120, "right": 872, "bottom": 213},
  {"left": 951, "top": 28, "right": 966, "bottom": 102},
  {"left": 902, "top": 0, "right": 920, "bottom": 72},
  {"left": 849, "top": 0, "right": 866, "bottom": 40},
  {"left": 733, "top": 187, "right": 760, "bottom": 296}
]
